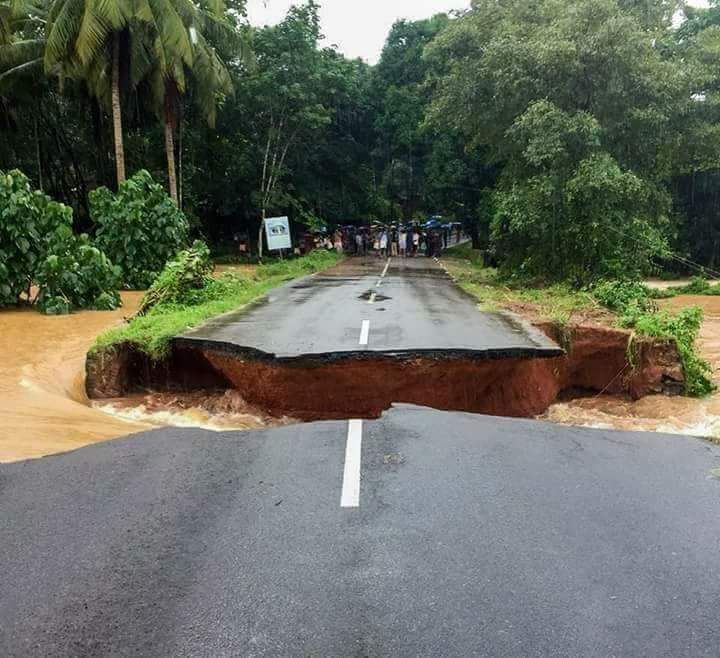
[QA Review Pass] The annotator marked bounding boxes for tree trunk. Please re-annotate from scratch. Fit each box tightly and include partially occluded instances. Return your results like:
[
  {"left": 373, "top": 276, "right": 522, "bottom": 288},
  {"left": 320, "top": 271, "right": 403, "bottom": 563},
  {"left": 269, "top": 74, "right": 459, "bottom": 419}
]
[
  {"left": 258, "top": 207, "right": 266, "bottom": 260},
  {"left": 164, "top": 92, "right": 178, "bottom": 205},
  {"left": 111, "top": 32, "right": 126, "bottom": 187},
  {"left": 177, "top": 104, "right": 183, "bottom": 210},
  {"left": 34, "top": 115, "right": 42, "bottom": 191}
]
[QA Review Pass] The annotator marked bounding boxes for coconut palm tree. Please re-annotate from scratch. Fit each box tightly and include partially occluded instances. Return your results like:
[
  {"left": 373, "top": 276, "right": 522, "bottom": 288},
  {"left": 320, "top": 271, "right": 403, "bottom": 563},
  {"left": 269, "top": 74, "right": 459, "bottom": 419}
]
[
  {"left": 0, "top": 0, "right": 45, "bottom": 82},
  {"left": 139, "top": 0, "right": 243, "bottom": 204},
  {"left": 44, "top": 0, "right": 134, "bottom": 186}
]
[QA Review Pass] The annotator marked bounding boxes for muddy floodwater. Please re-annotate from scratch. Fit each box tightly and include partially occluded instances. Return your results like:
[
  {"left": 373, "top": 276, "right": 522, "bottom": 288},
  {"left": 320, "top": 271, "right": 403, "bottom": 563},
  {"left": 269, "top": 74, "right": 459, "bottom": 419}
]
[
  {"left": 0, "top": 285, "right": 280, "bottom": 463},
  {"left": 545, "top": 294, "right": 720, "bottom": 439},
  {"left": 4, "top": 281, "right": 720, "bottom": 462},
  {"left": 0, "top": 292, "right": 149, "bottom": 461}
]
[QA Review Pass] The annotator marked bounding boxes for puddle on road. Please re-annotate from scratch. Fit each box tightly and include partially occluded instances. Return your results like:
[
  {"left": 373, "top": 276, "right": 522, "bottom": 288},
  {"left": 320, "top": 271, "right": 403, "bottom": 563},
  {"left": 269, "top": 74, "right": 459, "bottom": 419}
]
[{"left": 359, "top": 290, "right": 392, "bottom": 302}]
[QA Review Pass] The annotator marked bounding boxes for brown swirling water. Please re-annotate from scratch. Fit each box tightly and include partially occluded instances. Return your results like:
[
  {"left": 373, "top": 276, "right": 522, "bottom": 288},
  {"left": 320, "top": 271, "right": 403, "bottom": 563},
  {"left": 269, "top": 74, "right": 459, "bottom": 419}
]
[
  {"left": 544, "top": 294, "right": 720, "bottom": 439},
  {"left": 4, "top": 282, "right": 720, "bottom": 463},
  {"left": 0, "top": 272, "right": 281, "bottom": 463}
]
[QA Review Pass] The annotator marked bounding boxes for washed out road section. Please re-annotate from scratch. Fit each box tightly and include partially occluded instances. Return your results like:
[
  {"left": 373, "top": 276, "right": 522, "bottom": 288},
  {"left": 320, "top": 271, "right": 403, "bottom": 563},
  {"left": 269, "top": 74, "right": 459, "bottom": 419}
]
[
  {"left": 176, "top": 257, "right": 562, "bottom": 361},
  {"left": 1, "top": 406, "right": 719, "bottom": 656}
]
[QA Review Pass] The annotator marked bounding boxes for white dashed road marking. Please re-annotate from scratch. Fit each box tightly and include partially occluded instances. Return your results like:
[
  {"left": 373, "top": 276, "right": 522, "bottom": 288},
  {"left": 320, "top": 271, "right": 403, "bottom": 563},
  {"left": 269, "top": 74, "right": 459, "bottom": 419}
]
[
  {"left": 359, "top": 320, "right": 370, "bottom": 346},
  {"left": 376, "top": 258, "right": 391, "bottom": 287},
  {"left": 341, "top": 419, "right": 363, "bottom": 508}
]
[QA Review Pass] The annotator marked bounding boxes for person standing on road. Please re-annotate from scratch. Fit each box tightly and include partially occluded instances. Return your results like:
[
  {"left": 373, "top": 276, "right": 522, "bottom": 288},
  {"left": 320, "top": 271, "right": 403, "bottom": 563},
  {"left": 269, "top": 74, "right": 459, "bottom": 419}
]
[
  {"left": 399, "top": 228, "right": 407, "bottom": 257},
  {"left": 379, "top": 229, "right": 388, "bottom": 257},
  {"left": 390, "top": 227, "right": 398, "bottom": 257},
  {"left": 412, "top": 229, "right": 420, "bottom": 257},
  {"left": 355, "top": 231, "right": 363, "bottom": 256}
]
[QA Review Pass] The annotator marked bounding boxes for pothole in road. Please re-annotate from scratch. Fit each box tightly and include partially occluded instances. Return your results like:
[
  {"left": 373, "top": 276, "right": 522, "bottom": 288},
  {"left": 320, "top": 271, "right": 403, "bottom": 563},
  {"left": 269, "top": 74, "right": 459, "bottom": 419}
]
[{"left": 359, "top": 290, "right": 392, "bottom": 302}]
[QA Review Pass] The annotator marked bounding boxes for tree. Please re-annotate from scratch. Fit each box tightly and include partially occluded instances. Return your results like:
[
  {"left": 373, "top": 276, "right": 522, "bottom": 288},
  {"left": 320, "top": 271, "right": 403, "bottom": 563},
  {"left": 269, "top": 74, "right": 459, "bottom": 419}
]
[
  {"left": 370, "top": 14, "right": 450, "bottom": 218},
  {"left": 44, "top": 0, "right": 135, "bottom": 186},
  {"left": 244, "top": 1, "right": 331, "bottom": 256},
  {"left": 427, "top": 0, "right": 685, "bottom": 280},
  {"left": 137, "top": 0, "right": 243, "bottom": 204}
]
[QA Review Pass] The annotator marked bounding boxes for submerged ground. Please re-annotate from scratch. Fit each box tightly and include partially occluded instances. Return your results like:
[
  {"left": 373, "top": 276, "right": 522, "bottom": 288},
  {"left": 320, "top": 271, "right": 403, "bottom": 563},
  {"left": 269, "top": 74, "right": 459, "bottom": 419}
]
[{"left": 1, "top": 256, "right": 719, "bottom": 462}]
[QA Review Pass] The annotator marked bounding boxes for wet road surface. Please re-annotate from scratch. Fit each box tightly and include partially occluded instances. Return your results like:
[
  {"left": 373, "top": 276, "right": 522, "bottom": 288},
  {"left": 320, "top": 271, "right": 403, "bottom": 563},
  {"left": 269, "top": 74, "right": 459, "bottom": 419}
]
[
  {"left": 1, "top": 406, "right": 719, "bottom": 656},
  {"left": 178, "top": 257, "right": 562, "bottom": 360}
]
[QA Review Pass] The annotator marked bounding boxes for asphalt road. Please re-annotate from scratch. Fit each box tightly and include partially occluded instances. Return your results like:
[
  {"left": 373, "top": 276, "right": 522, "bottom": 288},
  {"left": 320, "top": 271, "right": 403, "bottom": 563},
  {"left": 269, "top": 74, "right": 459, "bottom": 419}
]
[
  {"left": 178, "top": 257, "right": 562, "bottom": 360},
  {"left": 2, "top": 405, "right": 719, "bottom": 656}
]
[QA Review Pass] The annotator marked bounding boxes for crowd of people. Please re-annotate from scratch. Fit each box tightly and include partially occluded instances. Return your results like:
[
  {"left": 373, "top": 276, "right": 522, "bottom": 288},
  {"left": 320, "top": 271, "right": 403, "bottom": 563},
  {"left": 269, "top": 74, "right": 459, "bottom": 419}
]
[{"left": 320, "top": 223, "right": 463, "bottom": 258}]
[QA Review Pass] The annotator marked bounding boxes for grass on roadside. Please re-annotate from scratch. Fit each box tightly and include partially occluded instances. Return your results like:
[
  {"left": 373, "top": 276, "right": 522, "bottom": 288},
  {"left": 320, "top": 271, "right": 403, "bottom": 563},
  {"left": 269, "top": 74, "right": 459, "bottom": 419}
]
[
  {"left": 93, "top": 250, "right": 342, "bottom": 359},
  {"left": 443, "top": 244, "right": 714, "bottom": 397},
  {"left": 442, "top": 243, "right": 602, "bottom": 324}
]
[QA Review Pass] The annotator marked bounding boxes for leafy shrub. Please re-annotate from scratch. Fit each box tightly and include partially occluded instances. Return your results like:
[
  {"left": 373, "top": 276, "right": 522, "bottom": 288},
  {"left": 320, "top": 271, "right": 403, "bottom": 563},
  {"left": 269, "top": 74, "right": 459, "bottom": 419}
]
[
  {"left": 620, "top": 307, "right": 714, "bottom": 397},
  {"left": 0, "top": 169, "right": 122, "bottom": 314},
  {"left": 35, "top": 226, "right": 121, "bottom": 314},
  {"left": 136, "top": 241, "right": 213, "bottom": 316},
  {"left": 675, "top": 276, "right": 712, "bottom": 295},
  {"left": 91, "top": 170, "right": 189, "bottom": 289},
  {"left": 594, "top": 279, "right": 714, "bottom": 396},
  {"left": 0, "top": 169, "right": 63, "bottom": 305},
  {"left": 593, "top": 280, "right": 654, "bottom": 313},
  {"left": 658, "top": 276, "right": 720, "bottom": 297}
]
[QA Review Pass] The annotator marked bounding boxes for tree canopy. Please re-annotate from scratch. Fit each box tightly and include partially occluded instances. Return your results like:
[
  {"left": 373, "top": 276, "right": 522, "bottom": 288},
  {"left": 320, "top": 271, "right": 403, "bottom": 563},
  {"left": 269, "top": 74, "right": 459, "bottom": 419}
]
[{"left": 4, "top": 0, "right": 720, "bottom": 281}]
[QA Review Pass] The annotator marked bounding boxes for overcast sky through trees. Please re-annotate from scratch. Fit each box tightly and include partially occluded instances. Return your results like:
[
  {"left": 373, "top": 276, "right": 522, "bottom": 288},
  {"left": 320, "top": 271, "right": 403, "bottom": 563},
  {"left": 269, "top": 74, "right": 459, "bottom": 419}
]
[{"left": 245, "top": 0, "right": 471, "bottom": 63}]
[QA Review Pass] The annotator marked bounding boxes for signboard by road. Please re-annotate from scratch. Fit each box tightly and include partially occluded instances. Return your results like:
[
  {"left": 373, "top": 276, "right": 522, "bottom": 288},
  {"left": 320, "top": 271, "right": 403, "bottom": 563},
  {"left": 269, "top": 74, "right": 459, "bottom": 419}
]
[{"left": 265, "top": 216, "right": 292, "bottom": 251}]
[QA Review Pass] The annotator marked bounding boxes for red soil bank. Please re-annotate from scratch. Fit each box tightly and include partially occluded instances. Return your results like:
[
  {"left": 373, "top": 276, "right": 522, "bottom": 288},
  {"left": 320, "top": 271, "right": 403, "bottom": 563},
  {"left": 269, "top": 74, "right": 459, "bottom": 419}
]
[{"left": 86, "top": 324, "right": 684, "bottom": 421}]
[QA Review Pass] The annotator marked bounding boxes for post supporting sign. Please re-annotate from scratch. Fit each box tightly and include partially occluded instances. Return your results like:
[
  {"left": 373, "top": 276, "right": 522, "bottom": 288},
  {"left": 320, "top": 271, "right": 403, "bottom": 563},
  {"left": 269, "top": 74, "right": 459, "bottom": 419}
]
[{"left": 264, "top": 216, "right": 292, "bottom": 251}]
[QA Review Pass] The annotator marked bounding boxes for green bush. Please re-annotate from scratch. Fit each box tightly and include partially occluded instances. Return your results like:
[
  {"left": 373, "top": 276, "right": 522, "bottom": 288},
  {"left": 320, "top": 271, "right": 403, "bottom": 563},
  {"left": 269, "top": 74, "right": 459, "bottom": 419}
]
[
  {"left": 0, "top": 169, "right": 122, "bottom": 314},
  {"left": 36, "top": 226, "right": 121, "bottom": 315},
  {"left": 0, "top": 169, "right": 61, "bottom": 305},
  {"left": 593, "top": 280, "right": 654, "bottom": 313},
  {"left": 675, "top": 276, "right": 712, "bottom": 295},
  {"left": 136, "top": 241, "right": 214, "bottom": 316},
  {"left": 620, "top": 306, "right": 714, "bottom": 397},
  {"left": 594, "top": 279, "right": 714, "bottom": 396},
  {"left": 91, "top": 170, "right": 189, "bottom": 289}
]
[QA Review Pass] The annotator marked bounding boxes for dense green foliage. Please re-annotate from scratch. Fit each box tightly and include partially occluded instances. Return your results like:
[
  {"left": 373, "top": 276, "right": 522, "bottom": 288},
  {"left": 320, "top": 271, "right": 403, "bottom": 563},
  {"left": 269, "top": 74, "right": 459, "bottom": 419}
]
[
  {"left": 0, "top": 169, "right": 55, "bottom": 304},
  {"left": 591, "top": 280, "right": 714, "bottom": 396},
  {"left": 593, "top": 281, "right": 656, "bottom": 314},
  {"left": 622, "top": 307, "right": 714, "bottom": 397},
  {"left": 36, "top": 227, "right": 121, "bottom": 314},
  {"left": 0, "top": 169, "right": 120, "bottom": 312},
  {"left": 136, "top": 240, "right": 213, "bottom": 316},
  {"left": 6, "top": 0, "right": 720, "bottom": 280},
  {"left": 94, "top": 249, "right": 341, "bottom": 358},
  {"left": 91, "top": 170, "right": 189, "bottom": 288}
]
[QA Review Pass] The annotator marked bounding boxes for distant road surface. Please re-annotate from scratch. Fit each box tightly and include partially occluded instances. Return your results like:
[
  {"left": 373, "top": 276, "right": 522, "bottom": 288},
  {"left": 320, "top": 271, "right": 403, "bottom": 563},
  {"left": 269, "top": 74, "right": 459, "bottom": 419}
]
[
  {"left": 2, "top": 406, "right": 719, "bottom": 656},
  {"left": 177, "top": 256, "right": 561, "bottom": 361}
]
